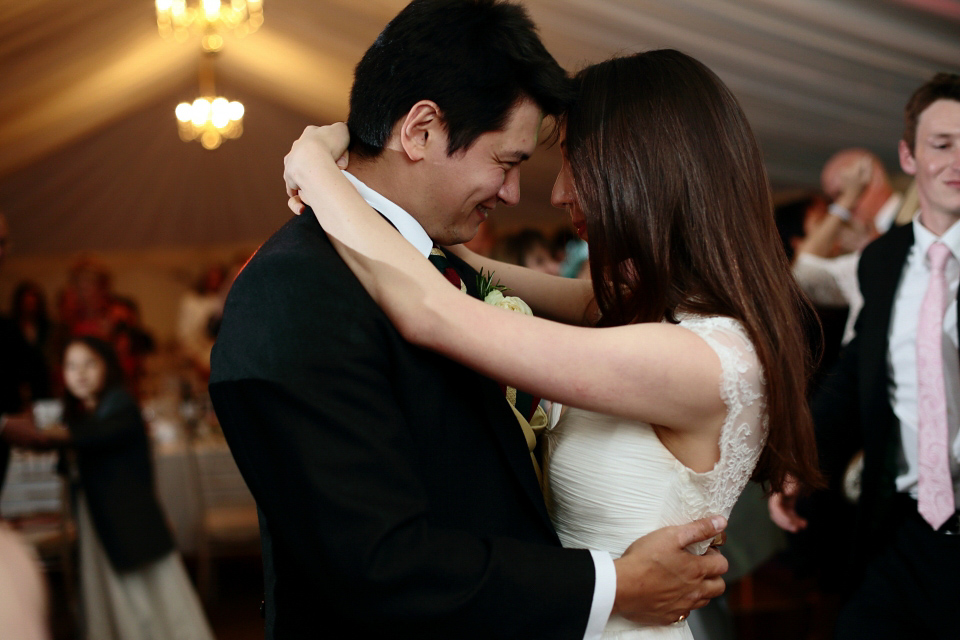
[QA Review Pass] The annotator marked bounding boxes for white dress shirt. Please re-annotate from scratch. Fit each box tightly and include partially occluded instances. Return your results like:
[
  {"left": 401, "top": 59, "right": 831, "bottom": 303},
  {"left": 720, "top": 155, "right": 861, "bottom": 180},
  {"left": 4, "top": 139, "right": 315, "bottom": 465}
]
[
  {"left": 342, "top": 171, "right": 617, "bottom": 639},
  {"left": 874, "top": 193, "right": 903, "bottom": 237},
  {"left": 888, "top": 216, "right": 960, "bottom": 510}
]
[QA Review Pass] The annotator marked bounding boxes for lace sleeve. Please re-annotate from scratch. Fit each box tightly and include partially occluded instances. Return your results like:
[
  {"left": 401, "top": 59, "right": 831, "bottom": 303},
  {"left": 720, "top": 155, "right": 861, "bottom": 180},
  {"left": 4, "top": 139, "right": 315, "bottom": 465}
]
[{"left": 673, "top": 315, "right": 768, "bottom": 553}]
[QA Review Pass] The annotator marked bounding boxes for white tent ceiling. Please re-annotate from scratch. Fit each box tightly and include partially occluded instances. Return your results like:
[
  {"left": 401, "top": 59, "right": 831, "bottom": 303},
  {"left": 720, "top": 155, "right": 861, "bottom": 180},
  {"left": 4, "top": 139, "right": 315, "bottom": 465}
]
[{"left": 2, "top": 0, "right": 959, "bottom": 255}]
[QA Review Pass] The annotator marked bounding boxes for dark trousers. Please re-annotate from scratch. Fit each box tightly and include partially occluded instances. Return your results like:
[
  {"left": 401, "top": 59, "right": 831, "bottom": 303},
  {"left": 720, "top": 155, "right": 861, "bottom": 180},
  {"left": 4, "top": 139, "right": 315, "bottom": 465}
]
[{"left": 834, "top": 500, "right": 960, "bottom": 639}]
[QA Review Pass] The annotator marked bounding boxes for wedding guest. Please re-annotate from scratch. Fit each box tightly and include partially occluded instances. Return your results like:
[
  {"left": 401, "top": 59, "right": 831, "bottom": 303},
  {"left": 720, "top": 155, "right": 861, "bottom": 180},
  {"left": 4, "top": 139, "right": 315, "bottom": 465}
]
[
  {"left": 107, "top": 295, "right": 155, "bottom": 396},
  {"left": 793, "top": 150, "right": 903, "bottom": 345},
  {"left": 773, "top": 195, "right": 860, "bottom": 605},
  {"left": 12, "top": 282, "right": 51, "bottom": 351},
  {"left": 775, "top": 196, "right": 848, "bottom": 377},
  {"left": 770, "top": 72, "right": 960, "bottom": 639},
  {"left": 56, "top": 336, "right": 214, "bottom": 640},
  {"left": 176, "top": 264, "right": 226, "bottom": 377},
  {"left": 776, "top": 194, "right": 829, "bottom": 265},
  {"left": 494, "top": 229, "right": 561, "bottom": 275},
  {"left": 10, "top": 281, "right": 54, "bottom": 399},
  {"left": 820, "top": 149, "right": 902, "bottom": 238},
  {"left": 0, "top": 215, "right": 52, "bottom": 496},
  {"left": 62, "top": 257, "right": 112, "bottom": 338}
]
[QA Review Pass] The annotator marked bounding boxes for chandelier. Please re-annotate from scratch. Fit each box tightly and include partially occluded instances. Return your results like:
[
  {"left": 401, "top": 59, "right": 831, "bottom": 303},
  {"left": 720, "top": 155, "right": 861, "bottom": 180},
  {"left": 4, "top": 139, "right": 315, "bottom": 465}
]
[
  {"left": 156, "top": 0, "right": 263, "bottom": 51},
  {"left": 175, "top": 52, "right": 244, "bottom": 150},
  {"left": 175, "top": 97, "right": 244, "bottom": 150}
]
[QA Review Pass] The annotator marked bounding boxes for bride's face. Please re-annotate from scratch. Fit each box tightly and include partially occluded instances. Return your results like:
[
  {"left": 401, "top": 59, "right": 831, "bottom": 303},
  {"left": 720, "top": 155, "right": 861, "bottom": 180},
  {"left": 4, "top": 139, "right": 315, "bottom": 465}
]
[{"left": 551, "top": 140, "right": 587, "bottom": 242}]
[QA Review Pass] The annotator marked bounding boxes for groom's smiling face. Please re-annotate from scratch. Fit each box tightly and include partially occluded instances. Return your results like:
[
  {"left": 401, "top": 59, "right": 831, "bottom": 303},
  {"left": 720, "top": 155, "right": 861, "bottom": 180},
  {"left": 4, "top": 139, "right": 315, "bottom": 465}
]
[{"left": 417, "top": 99, "right": 543, "bottom": 246}]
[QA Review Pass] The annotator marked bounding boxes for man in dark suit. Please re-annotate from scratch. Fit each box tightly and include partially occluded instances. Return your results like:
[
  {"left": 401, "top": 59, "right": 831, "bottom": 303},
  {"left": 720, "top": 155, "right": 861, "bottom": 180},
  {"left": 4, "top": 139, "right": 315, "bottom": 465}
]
[
  {"left": 210, "top": 1, "right": 727, "bottom": 638},
  {"left": 771, "top": 73, "right": 960, "bottom": 639},
  {"left": 0, "top": 212, "right": 51, "bottom": 498}
]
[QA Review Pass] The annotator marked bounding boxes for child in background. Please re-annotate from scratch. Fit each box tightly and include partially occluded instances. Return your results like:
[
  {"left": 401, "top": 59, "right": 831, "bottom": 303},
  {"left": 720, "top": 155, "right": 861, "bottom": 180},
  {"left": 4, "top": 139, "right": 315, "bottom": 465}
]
[{"left": 59, "top": 336, "right": 213, "bottom": 640}]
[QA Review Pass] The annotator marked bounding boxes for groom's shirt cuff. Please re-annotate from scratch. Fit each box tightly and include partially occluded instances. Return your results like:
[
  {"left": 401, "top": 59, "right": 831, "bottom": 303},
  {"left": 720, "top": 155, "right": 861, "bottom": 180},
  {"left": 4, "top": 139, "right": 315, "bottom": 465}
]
[{"left": 585, "top": 550, "right": 616, "bottom": 639}]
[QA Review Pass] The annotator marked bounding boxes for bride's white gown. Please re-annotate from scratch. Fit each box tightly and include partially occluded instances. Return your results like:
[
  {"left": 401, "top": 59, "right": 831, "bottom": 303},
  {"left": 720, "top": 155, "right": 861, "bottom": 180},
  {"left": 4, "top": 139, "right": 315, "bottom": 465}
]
[{"left": 544, "top": 315, "right": 767, "bottom": 639}]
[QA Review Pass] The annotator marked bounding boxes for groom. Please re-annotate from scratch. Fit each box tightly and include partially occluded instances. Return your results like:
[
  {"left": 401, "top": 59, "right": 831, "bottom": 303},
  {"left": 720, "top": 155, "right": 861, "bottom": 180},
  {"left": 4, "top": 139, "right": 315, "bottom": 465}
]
[{"left": 210, "top": 1, "right": 727, "bottom": 638}]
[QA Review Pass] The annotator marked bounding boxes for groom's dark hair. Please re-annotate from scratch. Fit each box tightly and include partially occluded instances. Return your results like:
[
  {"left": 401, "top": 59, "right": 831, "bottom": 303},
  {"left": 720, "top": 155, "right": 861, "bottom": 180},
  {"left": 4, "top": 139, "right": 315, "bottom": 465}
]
[{"left": 347, "top": 0, "right": 572, "bottom": 159}]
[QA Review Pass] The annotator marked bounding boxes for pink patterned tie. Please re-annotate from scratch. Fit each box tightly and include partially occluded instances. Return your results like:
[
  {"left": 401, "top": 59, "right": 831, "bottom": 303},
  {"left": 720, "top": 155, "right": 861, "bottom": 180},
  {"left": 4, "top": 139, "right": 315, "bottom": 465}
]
[{"left": 917, "top": 241, "right": 956, "bottom": 529}]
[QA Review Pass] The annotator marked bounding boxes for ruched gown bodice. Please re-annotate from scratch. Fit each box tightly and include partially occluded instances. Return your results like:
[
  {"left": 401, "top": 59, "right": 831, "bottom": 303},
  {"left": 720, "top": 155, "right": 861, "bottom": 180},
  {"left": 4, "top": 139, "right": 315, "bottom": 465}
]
[{"left": 544, "top": 315, "right": 767, "bottom": 639}]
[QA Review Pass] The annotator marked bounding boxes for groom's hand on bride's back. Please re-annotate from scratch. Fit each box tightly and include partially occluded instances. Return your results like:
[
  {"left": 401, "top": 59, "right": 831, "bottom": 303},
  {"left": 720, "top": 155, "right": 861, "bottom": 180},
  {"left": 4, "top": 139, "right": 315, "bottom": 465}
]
[{"left": 612, "top": 516, "right": 728, "bottom": 626}]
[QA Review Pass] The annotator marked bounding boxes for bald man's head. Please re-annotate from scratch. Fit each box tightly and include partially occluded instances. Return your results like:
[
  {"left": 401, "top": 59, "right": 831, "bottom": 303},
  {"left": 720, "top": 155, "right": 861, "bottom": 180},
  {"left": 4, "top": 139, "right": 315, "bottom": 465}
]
[{"left": 820, "top": 148, "right": 893, "bottom": 222}]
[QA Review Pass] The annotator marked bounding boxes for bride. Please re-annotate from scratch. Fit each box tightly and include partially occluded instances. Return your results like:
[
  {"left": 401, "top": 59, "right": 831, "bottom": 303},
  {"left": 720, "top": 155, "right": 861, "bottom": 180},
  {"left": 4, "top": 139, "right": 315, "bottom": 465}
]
[{"left": 283, "top": 49, "right": 822, "bottom": 638}]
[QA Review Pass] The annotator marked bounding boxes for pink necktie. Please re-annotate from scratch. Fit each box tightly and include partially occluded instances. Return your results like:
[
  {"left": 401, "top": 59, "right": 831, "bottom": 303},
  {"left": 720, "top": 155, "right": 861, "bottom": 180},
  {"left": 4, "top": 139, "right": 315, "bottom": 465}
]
[{"left": 917, "top": 241, "right": 956, "bottom": 529}]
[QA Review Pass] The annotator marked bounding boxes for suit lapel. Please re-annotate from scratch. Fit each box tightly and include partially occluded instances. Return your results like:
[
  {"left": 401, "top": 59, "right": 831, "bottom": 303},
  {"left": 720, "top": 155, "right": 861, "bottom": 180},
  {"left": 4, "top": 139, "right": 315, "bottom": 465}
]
[
  {"left": 304, "top": 213, "right": 557, "bottom": 536},
  {"left": 444, "top": 249, "right": 557, "bottom": 539},
  {"left": 473, "top": 368, "right": 558, "bottom": 538},
  {"left": 869, "top": 223, "right": 960, "bottom": 359},
  {"left": 864, "top": 224, "right": 914, "bottom": 360}
]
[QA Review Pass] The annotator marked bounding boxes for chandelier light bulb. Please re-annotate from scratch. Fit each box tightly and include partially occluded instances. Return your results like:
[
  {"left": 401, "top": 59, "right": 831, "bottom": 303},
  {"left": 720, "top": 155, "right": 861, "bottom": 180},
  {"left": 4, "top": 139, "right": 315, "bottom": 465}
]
[
  {"left": 191, "top": 98, "right": 211, "bottom": 126},
  {"left": 203, "top": 0, "right": 221, "bottom": 21},
  {"left": 201, "top": 33, "right": 224, "bottom": 52},
  {"left": 228, "top": 101, "right": 244, "bottom": 121},
  {"left": 175, "top": 95, "right": 245, "bottom": 150},
  {"left": 201, "top": 130, "right": 222, "bottom": 150},
  {"left": 175, "top": 102, "right": 193, "bottom": 122},
  {"left": 211, "top": 98, "right": 230, "bottom": 128},
  {"left": 156, "top": 0, "right": 264, "bottom": 45}
]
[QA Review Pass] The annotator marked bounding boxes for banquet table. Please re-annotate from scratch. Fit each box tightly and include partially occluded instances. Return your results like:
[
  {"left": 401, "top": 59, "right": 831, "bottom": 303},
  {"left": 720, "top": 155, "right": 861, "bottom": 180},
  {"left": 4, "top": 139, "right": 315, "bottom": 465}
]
[{"left": 0, "top": 424, "right": 254, "bottom": 555}]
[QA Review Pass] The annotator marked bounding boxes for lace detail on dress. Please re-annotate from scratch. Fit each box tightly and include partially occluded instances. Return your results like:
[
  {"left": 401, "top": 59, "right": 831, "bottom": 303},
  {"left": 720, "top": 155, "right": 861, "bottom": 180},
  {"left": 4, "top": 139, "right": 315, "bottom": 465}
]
[
  {"left": 672, "top": 315, "right": 767, "bottom": 554},
  {"left": 544, "top": 315, "right": 768, "bottom": 637}
]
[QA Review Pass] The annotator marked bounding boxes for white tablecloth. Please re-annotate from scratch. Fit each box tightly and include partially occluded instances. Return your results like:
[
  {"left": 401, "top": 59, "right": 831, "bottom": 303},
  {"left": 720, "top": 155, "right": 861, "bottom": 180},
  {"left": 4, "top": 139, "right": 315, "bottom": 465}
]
[
  {"left": 1, "top": 436, "right": 254, "bottom": 555},
  {"left": 0, "top": 451, "right": 62, "bottom": 518},
  {"left": 152, "top": 437, "right": 255, "bottom": 554}
]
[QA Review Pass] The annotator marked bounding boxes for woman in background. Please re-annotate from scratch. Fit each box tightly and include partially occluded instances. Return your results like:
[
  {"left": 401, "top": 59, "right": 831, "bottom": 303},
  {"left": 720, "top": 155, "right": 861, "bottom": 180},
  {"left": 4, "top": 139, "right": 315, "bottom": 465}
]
[
  {"left": 494, "top": 229, "right": 561, "bottom": 276},
  {"left": 58, "top": 336, "right": 213, "bottom": 640},
  {"left": 10, "top": 281, "right": 53, "bottom": 399}
]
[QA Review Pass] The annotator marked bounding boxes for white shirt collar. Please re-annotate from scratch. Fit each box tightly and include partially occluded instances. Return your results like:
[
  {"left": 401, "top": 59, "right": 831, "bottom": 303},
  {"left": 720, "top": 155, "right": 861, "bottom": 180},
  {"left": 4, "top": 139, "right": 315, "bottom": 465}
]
[
  {"left": 342, "top": 171, "right": 433, "bottom": 258},
  {"left": 912, "top": 213, "right": 960, "bottom": 263}
]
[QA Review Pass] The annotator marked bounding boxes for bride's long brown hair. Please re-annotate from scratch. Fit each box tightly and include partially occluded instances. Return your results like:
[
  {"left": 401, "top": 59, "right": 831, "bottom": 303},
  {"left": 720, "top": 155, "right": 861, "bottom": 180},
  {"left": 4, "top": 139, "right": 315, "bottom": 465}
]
[{"left": 562, "top": 49, "right": 822, "bottom": 492}]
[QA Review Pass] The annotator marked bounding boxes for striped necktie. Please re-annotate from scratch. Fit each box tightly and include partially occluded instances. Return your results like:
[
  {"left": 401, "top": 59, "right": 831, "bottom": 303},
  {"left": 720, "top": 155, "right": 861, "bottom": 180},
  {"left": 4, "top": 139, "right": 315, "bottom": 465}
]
[{"left": 428, "top": 247, "right": 468, "bottom": 294}]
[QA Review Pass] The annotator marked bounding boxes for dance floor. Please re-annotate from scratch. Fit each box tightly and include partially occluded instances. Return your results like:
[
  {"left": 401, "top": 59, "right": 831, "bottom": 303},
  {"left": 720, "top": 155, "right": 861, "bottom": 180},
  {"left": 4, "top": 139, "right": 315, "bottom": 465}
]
[{"left": 48, "top": 555, "right": 265, "bottom": 640}]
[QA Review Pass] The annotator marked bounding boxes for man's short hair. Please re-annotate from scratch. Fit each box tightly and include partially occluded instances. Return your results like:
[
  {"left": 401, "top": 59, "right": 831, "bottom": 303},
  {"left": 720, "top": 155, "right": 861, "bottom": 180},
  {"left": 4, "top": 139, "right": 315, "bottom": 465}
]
[
  {"left": 347, "top": 0, "right": 573, "bottom": 159},
  {"left": 903, "top": 72, "right": 960, "bottom": 151}
]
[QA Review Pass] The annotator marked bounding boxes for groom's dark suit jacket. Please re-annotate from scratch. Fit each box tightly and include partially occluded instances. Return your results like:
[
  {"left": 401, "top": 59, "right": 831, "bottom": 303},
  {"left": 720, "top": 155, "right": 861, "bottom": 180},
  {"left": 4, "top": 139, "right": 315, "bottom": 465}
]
[
  {"left": 812, "top": 222, "right": 959, "bottom": 568},
  {"left": 209, "top": 212, "right": 595, "bottom": 639}
]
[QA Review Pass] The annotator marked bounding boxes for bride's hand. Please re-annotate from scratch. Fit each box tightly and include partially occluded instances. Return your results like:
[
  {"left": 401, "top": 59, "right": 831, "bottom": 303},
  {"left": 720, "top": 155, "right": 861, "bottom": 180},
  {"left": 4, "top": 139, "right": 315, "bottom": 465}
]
[{"left": 284, "top": 123, "right": 351, "bottom": 214}]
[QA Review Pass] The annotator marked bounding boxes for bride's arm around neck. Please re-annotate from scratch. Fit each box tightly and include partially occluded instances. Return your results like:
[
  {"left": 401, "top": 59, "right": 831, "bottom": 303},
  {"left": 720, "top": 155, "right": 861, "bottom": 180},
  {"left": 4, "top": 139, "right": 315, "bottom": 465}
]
[{"left": 284, "top": 123, "right": 727, "bottom": 456}]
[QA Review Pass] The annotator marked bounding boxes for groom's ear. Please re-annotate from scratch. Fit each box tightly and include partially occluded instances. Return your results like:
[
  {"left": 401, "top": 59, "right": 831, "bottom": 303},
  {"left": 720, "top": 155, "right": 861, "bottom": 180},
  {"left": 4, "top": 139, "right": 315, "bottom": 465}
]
[{"left": 399, "top": 100, "right": 444, "bottom": 162}]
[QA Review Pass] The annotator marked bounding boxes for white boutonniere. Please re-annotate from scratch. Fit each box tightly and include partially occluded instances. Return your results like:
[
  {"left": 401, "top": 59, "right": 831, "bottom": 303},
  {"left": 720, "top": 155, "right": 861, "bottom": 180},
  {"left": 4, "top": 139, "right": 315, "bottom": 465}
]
[{"left": 476, "top": 269, "right": 532, "bottom": 315}]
